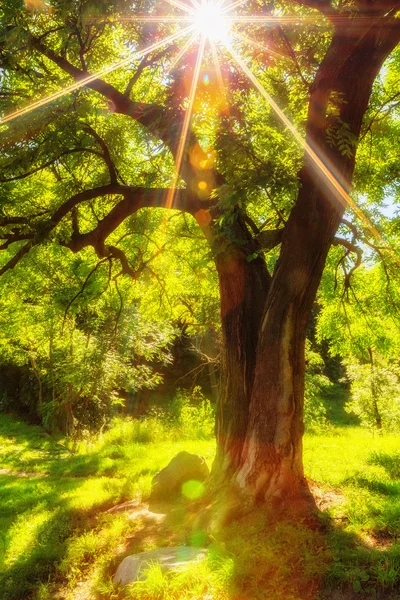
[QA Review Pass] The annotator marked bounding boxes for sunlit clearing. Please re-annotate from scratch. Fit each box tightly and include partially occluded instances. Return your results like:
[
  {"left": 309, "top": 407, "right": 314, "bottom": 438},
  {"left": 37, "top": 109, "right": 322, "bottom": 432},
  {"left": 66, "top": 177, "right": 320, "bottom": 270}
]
[{"left": 193, "top": 1, "right": 230, "bottom": 41}]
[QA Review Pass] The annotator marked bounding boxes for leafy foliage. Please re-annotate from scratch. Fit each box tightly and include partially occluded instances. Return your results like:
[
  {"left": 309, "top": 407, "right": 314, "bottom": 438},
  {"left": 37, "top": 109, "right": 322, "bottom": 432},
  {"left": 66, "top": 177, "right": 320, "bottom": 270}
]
[
  {"left": 304, "top": 343, "right": 330, "bottom": 430},
  {"left": 345, "top": 356, "right": 400, "bottom": 431}
]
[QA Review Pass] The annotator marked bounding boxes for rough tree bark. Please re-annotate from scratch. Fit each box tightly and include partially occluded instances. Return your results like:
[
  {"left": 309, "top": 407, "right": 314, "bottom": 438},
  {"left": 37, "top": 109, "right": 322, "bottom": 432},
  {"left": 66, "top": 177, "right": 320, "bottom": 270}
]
[{"left": 212, "top": 12, "right": 400, "bottom": 508}]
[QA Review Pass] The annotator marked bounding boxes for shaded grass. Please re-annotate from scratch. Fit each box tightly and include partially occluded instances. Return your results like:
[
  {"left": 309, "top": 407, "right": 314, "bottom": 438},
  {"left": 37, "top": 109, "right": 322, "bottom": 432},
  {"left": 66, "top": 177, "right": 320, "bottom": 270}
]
[
  {"left": 321, "top": 384, "right": 359, "bottom": 427},
  {"left": 0, "top": 414, "right": 400, "bottom": 599},
  {"left": 0, "top": 415, "right": 215, "bottom": 600},
  {"left": 122, "top": 514, "right": 329, "bottom": 600}
]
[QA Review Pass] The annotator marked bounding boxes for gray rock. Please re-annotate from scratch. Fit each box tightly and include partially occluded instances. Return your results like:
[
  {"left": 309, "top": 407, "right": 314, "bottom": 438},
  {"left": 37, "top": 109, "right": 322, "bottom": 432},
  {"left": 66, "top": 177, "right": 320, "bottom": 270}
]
[
  {"left": 149, "top": 451, "right": 209, "bottom": 502},
  {"left": 113, "top": 546, "right": 208, "bottom": 586},
  {"left": 107, "top": 499, "right": 140, "bottom": 514}
]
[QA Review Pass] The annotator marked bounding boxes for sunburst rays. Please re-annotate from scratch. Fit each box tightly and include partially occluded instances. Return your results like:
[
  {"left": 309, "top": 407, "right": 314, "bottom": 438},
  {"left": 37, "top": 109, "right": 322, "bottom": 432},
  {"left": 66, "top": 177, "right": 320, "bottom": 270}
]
[
  {"left": 227, "top": 42, "right": 383, "bottom": 242},
  {"left": 0, "top": 25, "right": 193, "bottom": 126},
  {"left": 166, "top": 35, "right": 206, "bottom": 209},
  {"left": 0, "top": 0, "right": 389, "bottom": 244}
]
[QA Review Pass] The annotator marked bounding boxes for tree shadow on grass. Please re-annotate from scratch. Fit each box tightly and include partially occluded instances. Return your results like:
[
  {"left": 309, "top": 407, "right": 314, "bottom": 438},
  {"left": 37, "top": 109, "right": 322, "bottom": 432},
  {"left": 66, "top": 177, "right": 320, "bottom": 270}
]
[
  {"left": 48, "top": 453, "right": 104, "bottom": 478},
  {"left": 0, "top": 473, "right": 106, "bottom": 600},
  {"left": 322, "top": 525, "right": 400, "bottom": 599},
  {"left": 345, "top": 475, "right": 400, "bottom": 497},
  {"left": 0, "top": 414, "right": 68, "bottom": 474},
  {"left": 320, "top": 448, "right": 400, "bottom": 599},
  {"left": 214, "top": 509, "right": 400, "bottom": 600},
  {"left": 368, "top": 452, "right": 400, "bottom": 480}
]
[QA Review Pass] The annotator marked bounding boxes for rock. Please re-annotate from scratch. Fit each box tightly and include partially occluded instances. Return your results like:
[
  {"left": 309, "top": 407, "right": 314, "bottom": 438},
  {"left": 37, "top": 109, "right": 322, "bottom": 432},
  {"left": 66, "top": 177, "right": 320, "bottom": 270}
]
[
  {"left": 113, "top": 546, "right": 208, "bottom": 586},
  {"left": 106, "top": 499, "right": 141, "bottom": 514},
  {"left": 149, "top": 451, "right": 209, "bottom": 502}
]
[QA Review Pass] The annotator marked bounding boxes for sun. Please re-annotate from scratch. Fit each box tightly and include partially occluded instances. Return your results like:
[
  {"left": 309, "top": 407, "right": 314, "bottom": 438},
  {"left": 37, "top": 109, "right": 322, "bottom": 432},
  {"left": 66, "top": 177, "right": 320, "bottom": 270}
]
[{"left": 192, "top": 1, "right": 230, "bottom": 42}]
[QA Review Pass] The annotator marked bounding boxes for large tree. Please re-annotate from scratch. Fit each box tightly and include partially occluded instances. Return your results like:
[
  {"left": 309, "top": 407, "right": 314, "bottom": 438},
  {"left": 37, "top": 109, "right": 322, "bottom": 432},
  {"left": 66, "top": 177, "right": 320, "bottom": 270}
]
[{"left": 1, "top": 0, "right": 399, "bottom": 510}]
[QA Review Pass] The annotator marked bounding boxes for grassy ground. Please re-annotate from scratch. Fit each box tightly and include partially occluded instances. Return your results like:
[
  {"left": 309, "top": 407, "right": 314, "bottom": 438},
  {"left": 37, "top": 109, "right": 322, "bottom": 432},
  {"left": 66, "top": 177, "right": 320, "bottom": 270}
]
[{"left": 0, "top": 403, "right": 399, "bottom": 600}]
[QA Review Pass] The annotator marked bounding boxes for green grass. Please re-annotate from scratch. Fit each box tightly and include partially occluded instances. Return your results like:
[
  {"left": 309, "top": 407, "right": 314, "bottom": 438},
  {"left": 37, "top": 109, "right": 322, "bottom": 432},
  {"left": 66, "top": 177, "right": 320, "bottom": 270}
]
[
  {"left": 0, "top": 414, "right": 215, "bottom": 600},
  {"left": 0, "top": 409, "right": 399, "bottom": 599}
]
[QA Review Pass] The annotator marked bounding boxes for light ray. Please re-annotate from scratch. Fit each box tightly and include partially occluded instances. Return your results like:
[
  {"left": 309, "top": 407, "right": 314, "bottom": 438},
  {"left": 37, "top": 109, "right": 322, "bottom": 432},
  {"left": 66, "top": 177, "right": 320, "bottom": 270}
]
[
  {"left": 220, "top": 0, "right": 246, "bottom": 14},
  {"left": 210, "top": 40, "right": 226, "bottom": 100},
  {"left": 0, "top": 26, "right": 193, "bottom": 126},
  {"left": 234, "top": 30, "right": 289, "bottom": 61},
  {"left": 117, "top": 15, "right": 191, "bottom": 22},
  {"left": 227, "top": 15, "right": 321, "bottom": 22},
  {"left": 166, "top": 36, "right": 206, "bottom": 210},
  {"left": 216, "top": 0, "right": 231, "bottom": 8},
  {"left": 167, "top": 30, "right": 199, "bottom": 73},
  {"left": 163, "top": 0, "right": 195, "bottom": 15},
  {"left": 227, "top": 42, "right": 384, "bottom": 242}
]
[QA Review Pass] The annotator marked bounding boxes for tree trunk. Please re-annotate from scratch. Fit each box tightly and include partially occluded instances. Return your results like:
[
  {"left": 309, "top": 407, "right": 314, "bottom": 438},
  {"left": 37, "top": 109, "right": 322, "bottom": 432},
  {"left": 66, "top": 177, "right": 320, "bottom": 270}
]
[
  {"left": 212, "top": 21, "right": 400, "bottom": 509},
  {"left": 214, "top": 245, "right": 270, "bottom": 476},
  {"left": 367, "top": 347, "right": 382, "bottom": 430}
]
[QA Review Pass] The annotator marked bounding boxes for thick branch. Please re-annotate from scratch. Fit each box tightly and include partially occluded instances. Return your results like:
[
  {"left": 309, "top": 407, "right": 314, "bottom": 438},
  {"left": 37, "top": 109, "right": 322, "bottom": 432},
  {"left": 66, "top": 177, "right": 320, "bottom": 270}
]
[
  {"left": 29, "top": 36, "right": 166, "bottom": 140},
  {"left": 65, "top": 188, "right": 194, "bottom": 255},
  {"left": 332, "top": 235, "right": 363, "bottom": 287},
  {"left": 106, "top": 245, "right": 138, "bottom": 278},
  {"left": 256, "top": 228, "right": 284, "bottom": 251},
  {"left": 0, "top": 242, "right": 34, "bottom": 276},
  {"left": 292, "top": 0, "right": 337, "bottom": 20},
  {"left": 333, "top": 236, "right": 362, "bottom": 263},
  {"left": 0, "top": 184, "right": 212, "bottom": 274},
  {"left": 0, "top": 216, "right": 29, "bottom": 226}
]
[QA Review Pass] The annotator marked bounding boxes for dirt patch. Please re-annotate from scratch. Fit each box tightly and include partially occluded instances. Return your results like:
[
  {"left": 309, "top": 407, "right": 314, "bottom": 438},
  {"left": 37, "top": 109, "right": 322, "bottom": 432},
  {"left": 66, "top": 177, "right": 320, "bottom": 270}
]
[
  {"left": 361, "top": 531, "right": 395, "bottom": 551},
  {"left": 308, "top": 479, "right": 345, "bottom": 512},
  {"left": 0, "top": 468, "right": 47, "bottom": 478}
]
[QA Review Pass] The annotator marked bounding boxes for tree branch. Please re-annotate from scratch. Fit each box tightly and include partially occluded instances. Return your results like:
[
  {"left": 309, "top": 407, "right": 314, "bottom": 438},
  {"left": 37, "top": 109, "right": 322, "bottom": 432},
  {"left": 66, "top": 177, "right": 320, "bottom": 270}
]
[
  {"left": 0, "top": 184, "right": 212, "bottom": 274},
  {"left": 277, "top": 27, "right": 311, "bottom": 88},
  {"left": 0, "top": 148, "right": 103, "bottom": 183},
  {"left": 64, "top": 188, "right": 192, "bottom": 256},
  {"left": 256, "top": 228, "right": 284, "bottom": 251},
  {"left": 83, "top": 125, "right": 118, "bottom": 184},
  {"left": 106, "top": 245, "right": 138, "bottom": 278},
  {"left": 62, "top": 258, "right": 109, "bottom": 327},
  {"left": 29, "top": 35, "right": 168, "bottom": 142},
  {"left": 124, "top": 46, "right": 174, "bottom": 98},
  {"left": 332, "top": 235, "right": 363, "bottom": 288},
  {"left": 292, "top": 0, "right": 337, "bottom": 20}
]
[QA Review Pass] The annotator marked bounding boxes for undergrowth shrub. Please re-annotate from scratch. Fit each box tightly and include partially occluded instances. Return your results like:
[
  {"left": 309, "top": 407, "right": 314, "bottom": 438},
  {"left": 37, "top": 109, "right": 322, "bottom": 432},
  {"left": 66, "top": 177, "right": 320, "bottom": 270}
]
[
  {"left": 345, "top": 358, "right": 400, "bottom": 431},
  {"left": 170, "top": 387, "right": 215, "bottom": 439},
  {"left": 304, "top": 344, "right": 331, "bottom": 430},
  {"left": 72, "top": 387, "right": 215, "bottom": 455}
]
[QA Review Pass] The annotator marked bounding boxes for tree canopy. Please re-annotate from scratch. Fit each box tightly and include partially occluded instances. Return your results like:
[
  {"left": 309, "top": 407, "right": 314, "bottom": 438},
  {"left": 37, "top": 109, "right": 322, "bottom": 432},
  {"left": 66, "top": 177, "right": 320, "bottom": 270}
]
[{"left": 1, "top": 0, "right": 400, "bottom": 507}]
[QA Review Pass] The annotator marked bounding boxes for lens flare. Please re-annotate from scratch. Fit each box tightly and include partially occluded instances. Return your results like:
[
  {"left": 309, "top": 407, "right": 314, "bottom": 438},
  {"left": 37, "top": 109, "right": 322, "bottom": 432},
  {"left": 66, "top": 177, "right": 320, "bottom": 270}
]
[
  {"left": 192, "top": 1, "right": 230, "bottom": 41},
  {"left": 166, "top": 36, "right": 206, "bottom": 209},
  {"left": 2, "top": 0, "right": 388, "bottom": 252}
]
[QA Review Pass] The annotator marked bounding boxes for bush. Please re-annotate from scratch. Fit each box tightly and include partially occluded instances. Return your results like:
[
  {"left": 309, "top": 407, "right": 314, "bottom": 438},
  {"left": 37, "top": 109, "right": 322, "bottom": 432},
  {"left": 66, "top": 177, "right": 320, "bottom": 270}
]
[
  {"left": 170, "top": 387, "right": 215, "bottom": 439},
  {"left": 304, "top": 344, "right": 330, "bottom": 430},
  {"left": 345, "top": 357, "right": 400, "bottom": 431}
]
